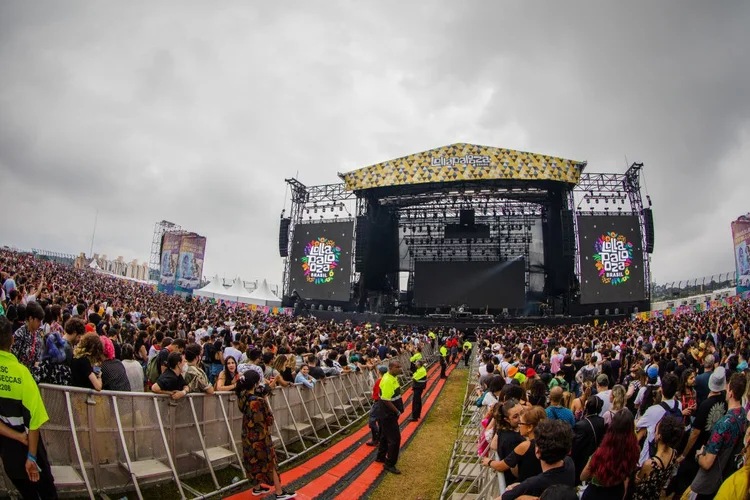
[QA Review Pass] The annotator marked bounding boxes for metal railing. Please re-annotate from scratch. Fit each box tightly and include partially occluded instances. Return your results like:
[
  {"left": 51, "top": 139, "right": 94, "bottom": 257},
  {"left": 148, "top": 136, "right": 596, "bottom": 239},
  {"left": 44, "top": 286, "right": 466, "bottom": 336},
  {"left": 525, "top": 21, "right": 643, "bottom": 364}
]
[
  {"left": 651, "top": 272, "right": 736, "bottom": 301},
  {"left": 440, "top": 356, "right": 505, "bottom": 500},
  {"left": 1, "top": 346, "right": 436, "bottom": 499}
]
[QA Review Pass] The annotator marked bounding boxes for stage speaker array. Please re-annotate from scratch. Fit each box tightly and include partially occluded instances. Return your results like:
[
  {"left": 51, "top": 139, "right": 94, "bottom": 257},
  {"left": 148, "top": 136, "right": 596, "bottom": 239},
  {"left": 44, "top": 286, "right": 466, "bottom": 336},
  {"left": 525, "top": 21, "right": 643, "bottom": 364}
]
[
  {"left": 643, "top": 208, "right": 655, "bottom": 253},
  {"left": 561, "top": 210, "right": 576, "bottom": 258},
  {"left": 278, "top": 217, "right": 291, "bottom": 257},
  {"left": 355, "top": 215, "right": 369, "bottom": 272}
]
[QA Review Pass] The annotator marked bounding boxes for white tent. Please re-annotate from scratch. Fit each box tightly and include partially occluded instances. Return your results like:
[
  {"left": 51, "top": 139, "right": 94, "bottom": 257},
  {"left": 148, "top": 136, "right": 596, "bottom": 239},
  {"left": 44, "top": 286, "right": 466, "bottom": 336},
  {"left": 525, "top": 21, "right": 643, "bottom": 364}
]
[
  {"left": 89, "top": 260, "right": 101, "bottom": 270},
  {"left": 214, "top": 277, "right": 255, "bottom": 304},
  {"left": 247, "top": 279, "right": 282, "bottom": 307},
  {"left": 193, "top": 275, "right": 226, "bottom": 300}
]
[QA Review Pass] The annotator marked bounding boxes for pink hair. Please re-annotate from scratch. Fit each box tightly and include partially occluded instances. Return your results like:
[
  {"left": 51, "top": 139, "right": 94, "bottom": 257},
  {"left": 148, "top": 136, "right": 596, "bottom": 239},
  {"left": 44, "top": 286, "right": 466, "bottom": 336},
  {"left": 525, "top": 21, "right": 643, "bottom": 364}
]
[{"left": 101, "top": 336, "right": 115, "bottom": 360}]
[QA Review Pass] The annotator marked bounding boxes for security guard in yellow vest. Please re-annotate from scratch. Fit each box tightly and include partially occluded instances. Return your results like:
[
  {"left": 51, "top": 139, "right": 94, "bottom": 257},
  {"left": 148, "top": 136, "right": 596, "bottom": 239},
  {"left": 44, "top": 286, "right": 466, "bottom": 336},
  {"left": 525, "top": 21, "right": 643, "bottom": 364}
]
[
  {"left": 462, "top": 339, "right": 473, "bottom": 367},
  {"left": 409, "top": 351, "right": 422, "bottom": 373},
  {"left": 439, "top": 344, "right": 448, "bottom": 379},
  {"left": 410, "top": 359, "right": 427, "bottom": 422},
  {"left": 376, "top": 359, "right": 404, "bottom": 474},
  {"left": 428, "top": 331, "right": 437, "bottom": 349},
  {"left": 0, "top": 316, "right": 57, "bottom": 498}
]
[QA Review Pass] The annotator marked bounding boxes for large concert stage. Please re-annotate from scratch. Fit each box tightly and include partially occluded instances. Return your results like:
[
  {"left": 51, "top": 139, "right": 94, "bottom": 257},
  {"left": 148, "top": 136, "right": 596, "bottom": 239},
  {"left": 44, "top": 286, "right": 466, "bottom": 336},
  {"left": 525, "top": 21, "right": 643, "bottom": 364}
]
[{"left": 278, "top": 143, "right": 653, "bottom": 318}]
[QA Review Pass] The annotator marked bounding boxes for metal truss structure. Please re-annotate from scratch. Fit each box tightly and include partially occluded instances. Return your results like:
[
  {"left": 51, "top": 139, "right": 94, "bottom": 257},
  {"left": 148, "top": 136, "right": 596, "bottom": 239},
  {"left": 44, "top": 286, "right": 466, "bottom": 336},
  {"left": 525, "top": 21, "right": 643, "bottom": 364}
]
[
  {"left": 281, "top": 164, "right": 651, "bottom": 306},
  {"left": 148, "top": 220, "right": 181, "bottom": 281}
]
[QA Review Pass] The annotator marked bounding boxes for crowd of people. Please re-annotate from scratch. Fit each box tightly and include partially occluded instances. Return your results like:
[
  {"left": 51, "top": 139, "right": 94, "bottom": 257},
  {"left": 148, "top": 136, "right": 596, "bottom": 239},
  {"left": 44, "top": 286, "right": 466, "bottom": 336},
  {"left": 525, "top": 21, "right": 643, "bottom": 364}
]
[
  {"left": 472, "top": 297, "right": 750, "bottom": 499},
  {"left": 2, "top": 247, "right": 750, "bottom": 500},
  {"left": 0, "top": 249, "right": 446, "bottom": 499}
]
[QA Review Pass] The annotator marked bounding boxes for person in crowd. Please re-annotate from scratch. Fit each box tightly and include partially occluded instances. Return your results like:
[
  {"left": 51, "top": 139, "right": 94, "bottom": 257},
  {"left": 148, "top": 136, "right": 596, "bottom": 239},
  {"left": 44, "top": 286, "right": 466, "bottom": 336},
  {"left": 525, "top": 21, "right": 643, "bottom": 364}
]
[
  {"left": 376, "top": 359, "right": 404, "bottom": 475},
  {"left": 0, "top": 316, "right": 58, "bottom": 498},
  {"left": 594, "top": 374, "right": 611, "bottom": 416},
  {"left": 528, "top": 377, "right": 547, "bottom": 407},
  {"left": 571, "top": 381, "right": 592, "bottom": 421},
  {"left": 548, "top": 370, "right": 569, "bottom": 393},
  {"left": 581, "top": 409, "right": 640, "bottom": 499},
  {"left": 462, "top": 338, "right": 472, "bottom": 367},
  {"left": 62, "top": 317, "right": 84, "bottom": 366},
  {"left": 636, "top": 372, "right": 682, "bottom": 466},
  {"left": 366, "top": 365, "right": 389, "bottom": 447},
  {"left": 488, "top": 399, "right": 525, "bottom": 485},
  {"left": 410, "top": 358, "right": 427, "bottom": 422},
  {"left": 545, "top": 386, "right": 575, "bottom": 427},
  {"left": 714, "top": 422, "right": 750, "bottom": 499},
  {"left": 483, "top": 406, "right": 545, "bottom": 483},
  {"left": 439, "top": 342, "right": 448, "bottom": 379},
  {"left": 482, "top": 375, "right": 507, "bottom": 412},
  {"left": 71, "top": 332, "right": 103, "bottom": 391},
  {"left": 632, "top": 415, "right": 683, "bottom": 500},
  {"left": 215, "top": 355, "right": 238, "bottom": 392},
  {"left": 695, "top": 354, "right": 716, "bottom": 405},
  {"left": 235, "top": 370, "right": 296, "bottom": 500},
  {"left": 295, "top": 364, "right": 317, "bottom": 389},
  {"left": 602, "top": 384, "right": 626, "bottom": 426},
  {"left": 100, "top": 336, "right": 131, "bottom": 391},
  {"left": 501, "top": 420, "right": 575, "bottom": 500},
  {"left": 11, "top": 301, "right": 45, "bottom": 370},
  {"left": 690, "top": 372, "right": 748, "bottom": 499},
  {"left": 677, "top": 368, "right": 698, "bottom": 423},
  {"left": 182, "top": 342, "right": 214, "bottom": 394},
  {"left": 571, "top": 396, "right": 605, "bottom": 484},
  {"left": 539, "top": 484, "right": 578, "bottom": 500},
  {"left": 152, "top": 351, "right": 189, "bottom": 400},
  {"left": 121, "top": 344, "right": 145, "bottom": 392}
]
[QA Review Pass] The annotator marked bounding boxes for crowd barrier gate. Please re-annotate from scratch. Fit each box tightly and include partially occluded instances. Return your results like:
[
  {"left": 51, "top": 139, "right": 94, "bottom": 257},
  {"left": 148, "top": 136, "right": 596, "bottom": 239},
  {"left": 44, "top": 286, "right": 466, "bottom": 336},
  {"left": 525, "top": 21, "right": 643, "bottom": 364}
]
[{"left": 0, "top": 346, "right": 436, "bottom": 499}]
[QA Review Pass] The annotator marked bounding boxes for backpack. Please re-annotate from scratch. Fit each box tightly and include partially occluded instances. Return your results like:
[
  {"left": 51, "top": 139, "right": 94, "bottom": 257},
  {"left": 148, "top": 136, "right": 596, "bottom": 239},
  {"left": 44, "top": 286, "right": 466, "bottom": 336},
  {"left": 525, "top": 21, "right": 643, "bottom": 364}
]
[
  {"left": 475, "top": 391, "right": 489, "bottom": 407},
  {"left": 146, "top": 355, "right": 161, "bottom": 384},
  {"left": 648, "top": 400, "right": 683, "bottom": 457}
]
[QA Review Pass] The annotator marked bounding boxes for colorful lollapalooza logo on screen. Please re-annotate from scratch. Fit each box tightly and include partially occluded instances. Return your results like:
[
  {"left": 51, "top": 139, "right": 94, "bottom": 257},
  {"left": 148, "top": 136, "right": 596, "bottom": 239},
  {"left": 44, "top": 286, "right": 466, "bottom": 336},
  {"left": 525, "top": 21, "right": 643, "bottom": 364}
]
[
  {"left": 593, "top": 232, "right": 634, "bottom": 285},
  {"left": 301, "top": 237, "right": 341, "bottom": 284}
]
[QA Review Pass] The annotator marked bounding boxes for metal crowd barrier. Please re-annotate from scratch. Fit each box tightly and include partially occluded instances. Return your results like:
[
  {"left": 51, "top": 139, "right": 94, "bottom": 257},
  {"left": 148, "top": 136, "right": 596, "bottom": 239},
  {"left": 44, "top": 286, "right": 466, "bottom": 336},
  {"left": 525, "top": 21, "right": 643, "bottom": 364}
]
[
  {"left": 440, "top": 355, "right": 505, "bottom": 500},
  {"left": 0, "top": 346, "right": 435, "bottom": 499}
]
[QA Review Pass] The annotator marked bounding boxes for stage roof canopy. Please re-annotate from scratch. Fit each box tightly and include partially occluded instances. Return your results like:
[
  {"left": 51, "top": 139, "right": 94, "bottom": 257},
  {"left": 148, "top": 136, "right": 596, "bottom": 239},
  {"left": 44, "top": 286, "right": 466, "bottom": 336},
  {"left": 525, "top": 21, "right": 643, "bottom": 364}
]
[{"left": 339, "top": 143, "right": 586, "bottom": 191}]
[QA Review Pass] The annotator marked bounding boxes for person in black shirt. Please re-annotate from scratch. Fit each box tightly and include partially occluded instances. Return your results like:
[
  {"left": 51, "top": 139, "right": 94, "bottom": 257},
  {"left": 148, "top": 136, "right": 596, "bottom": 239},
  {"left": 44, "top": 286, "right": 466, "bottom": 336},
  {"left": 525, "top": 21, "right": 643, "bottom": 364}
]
[
  {"left": 501, "top": 420, "right": 575, "bottom": 500},
  {"left": 152, "top": 351, "right": 189, "bottom": 400}
]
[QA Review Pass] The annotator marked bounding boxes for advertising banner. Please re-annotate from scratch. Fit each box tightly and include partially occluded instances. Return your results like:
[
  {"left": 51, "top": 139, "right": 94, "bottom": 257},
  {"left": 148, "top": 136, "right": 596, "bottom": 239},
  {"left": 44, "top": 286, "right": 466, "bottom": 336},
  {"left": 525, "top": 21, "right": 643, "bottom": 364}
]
[
  {"left": 176, "top": 234, "right": 207, "bottom": 294},
  {"left": 158, "top": 232, "right": 183, "bottom": 294},
  {"left": 732, "top": 217, "right": 750, "bottom": 294},
  {"left": 577, "top": 214, "right": 646, "bottom": 304}
]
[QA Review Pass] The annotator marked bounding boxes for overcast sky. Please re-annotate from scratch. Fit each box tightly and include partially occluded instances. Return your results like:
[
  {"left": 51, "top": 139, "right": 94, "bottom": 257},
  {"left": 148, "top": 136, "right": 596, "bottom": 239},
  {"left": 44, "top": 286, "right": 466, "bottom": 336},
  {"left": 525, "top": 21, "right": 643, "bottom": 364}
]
[{"left": 1, "top": 2, "right": 749, "bottom": 288}]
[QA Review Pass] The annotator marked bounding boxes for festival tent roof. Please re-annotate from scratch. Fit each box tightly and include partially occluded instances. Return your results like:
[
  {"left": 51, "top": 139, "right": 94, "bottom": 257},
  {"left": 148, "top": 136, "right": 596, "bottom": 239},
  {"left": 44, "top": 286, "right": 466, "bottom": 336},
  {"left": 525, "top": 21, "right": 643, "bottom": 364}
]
[
  {"left": 89, "top": 260, "right": 101, "bottom": 270},
  {"left": 247, "top": 279, "right": 282, "bottom": 307},
  {"left": 193, "top": 275, "right": 225, "bottom": 299},
  {"left": 214, "top": 277, "right": 255, "bottom": 304}
]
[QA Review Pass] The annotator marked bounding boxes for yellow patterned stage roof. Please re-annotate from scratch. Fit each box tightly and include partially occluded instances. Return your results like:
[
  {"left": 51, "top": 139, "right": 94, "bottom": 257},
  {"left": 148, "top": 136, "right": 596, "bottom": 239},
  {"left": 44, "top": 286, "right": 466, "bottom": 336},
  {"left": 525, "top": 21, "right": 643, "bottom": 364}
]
[{"left": 340, "top": 143, "right": 585, "bottom": 191}]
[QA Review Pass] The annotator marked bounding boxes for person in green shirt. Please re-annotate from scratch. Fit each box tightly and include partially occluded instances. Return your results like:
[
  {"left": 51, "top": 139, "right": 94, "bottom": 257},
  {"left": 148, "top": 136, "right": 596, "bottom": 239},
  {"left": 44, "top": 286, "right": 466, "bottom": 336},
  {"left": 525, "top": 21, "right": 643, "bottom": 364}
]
[
  {"left": 462, "top": 340, "right": 473, "bottom": 367},
  {"left": 411, "top": 359, "right": 427, "bottom": 422},
  {"left": 376, "top": 359, "right": 404, "bottom": 474},
  {"left": 439, "top": 344, "right": 448, "bottom": 379},
  {"left": 0, "top": 315, "right": 57, "bottom": 498}
]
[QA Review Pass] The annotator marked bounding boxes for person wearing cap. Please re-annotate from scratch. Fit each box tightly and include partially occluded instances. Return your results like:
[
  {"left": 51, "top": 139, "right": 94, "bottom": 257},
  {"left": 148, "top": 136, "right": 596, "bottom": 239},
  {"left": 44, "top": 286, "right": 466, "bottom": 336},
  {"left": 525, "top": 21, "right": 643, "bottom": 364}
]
[
  {"left": 672, "top": 366, "right": 729, "bottom": 497},
  {"left": 695, "top": 354, "right": 716, "bottom": 406},
  {"left": 411, "top": 359, "right": 427, "bottom": 422},
  {"left": 0, "top": 316, "right": 58, "bottom": 498},
  {"left": 376, "top": 359, "right": 404, "bottom": 474},
  {"left": 365, "top": 365, "right": 388, "bottom": 447},
  {"left": 690, "top": 371, "right": 747, "bottom": 499}
]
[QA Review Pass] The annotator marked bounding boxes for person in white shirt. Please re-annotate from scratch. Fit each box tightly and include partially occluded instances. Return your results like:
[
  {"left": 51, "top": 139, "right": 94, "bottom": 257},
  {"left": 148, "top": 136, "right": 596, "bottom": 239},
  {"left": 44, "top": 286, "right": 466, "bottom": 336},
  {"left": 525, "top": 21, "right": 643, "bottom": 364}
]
[
  {"left": 595, "top": 374, "right": 612, "bottom": 416},
  {"left": 635, "top": 373, "right": 682, "bottom": 466},
  {"left": 223, "top": 341, "right": 243, "bottom": 365}
]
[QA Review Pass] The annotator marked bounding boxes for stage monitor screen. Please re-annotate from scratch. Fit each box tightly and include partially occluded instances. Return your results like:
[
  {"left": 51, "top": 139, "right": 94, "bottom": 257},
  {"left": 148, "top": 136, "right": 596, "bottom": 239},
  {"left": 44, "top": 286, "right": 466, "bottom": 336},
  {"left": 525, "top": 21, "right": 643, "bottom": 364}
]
[
  {"left": 577, "top": 214, "right": 646, "bottom": 304},
  {"left": 413, "top": 259, "right": 526, "bottom": 309},
  {"left": 289, "top": 221, "right": 354, "bottom": 301}
]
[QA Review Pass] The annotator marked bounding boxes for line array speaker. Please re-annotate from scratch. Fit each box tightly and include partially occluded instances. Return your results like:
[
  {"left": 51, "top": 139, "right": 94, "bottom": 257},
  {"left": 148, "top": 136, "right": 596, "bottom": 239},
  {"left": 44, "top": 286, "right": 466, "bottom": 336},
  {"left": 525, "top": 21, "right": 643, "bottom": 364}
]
[
  {"left": 643, "top": 208, "right": 655, "bottom": 253},
  {"left": 355, "top": 216, "right": 369, "bottom": 272},
  {"left": 561, "top": 210, "right": 575, "bottom": 258},
  {"left": 278, "top": 218, "right": 291, "bottom": 257}
]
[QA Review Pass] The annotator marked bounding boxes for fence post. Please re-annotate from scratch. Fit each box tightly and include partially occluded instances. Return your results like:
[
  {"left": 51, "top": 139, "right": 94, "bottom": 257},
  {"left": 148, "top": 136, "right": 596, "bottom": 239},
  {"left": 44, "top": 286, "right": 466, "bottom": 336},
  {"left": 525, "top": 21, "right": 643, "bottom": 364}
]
[{"left": 64, "top": 391, "right": 95, "bottom": 500}]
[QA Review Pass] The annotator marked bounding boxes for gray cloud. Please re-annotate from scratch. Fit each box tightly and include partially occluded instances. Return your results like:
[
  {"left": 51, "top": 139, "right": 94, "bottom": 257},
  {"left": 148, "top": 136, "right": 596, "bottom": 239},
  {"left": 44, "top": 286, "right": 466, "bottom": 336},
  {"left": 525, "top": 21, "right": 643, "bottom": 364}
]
[{"left": 1, "top": 1, "right": 748, "bottom": 288}]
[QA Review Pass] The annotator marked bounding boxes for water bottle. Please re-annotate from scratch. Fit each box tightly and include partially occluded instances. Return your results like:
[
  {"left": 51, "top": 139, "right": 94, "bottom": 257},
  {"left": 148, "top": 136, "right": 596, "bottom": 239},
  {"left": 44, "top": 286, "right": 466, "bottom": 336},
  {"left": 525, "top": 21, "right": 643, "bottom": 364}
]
[{"left": 231, "top": 476, "right": 239, "bottom": 484}]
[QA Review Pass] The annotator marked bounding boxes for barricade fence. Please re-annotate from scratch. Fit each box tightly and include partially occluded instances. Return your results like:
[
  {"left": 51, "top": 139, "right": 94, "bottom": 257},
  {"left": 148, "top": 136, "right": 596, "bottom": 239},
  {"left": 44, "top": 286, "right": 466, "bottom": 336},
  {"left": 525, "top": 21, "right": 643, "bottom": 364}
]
[
  {"left": 440, "top": 355, "right": 505, "bottom": 500},
  {"left": 1, "top": 346, "right": 436, "bottom": 499}
]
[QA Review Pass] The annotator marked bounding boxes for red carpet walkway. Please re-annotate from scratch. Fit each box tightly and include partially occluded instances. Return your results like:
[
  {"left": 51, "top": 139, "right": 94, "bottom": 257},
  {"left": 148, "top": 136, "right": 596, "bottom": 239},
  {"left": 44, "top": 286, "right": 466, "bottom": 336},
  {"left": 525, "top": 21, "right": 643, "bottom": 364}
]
[{"left": 227, "top": 358, "right": 459, "bottom": 500}]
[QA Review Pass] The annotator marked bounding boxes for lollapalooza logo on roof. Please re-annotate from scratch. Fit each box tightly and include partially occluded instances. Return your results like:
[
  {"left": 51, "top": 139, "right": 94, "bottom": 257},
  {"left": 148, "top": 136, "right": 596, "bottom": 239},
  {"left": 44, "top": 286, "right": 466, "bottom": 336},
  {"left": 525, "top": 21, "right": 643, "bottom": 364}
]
[
  {"left": 301, "top": 237, "right": 341, "bottom": 284},
  {"left": 430, "top": 154, "right": 491, "bottom": 167},
  {"left": 593, "top": 232, "right": 633, "bottom": 285}
]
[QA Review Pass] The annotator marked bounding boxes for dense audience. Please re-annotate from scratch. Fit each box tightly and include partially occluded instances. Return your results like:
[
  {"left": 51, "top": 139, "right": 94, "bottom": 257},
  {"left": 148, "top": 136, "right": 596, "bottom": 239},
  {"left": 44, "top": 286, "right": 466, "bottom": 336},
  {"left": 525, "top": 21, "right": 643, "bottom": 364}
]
[{"left": 471, "top": 292, "right": 750, "bottom": 499}]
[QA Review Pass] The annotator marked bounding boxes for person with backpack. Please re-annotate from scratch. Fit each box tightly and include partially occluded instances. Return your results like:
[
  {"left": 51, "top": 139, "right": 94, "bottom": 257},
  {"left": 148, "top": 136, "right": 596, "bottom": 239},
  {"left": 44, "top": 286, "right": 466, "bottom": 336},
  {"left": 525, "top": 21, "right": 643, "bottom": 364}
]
[
  {"left": 636, "top": 373, "right": 683, "bottom": 467},
  {"left": 689, "top": 372, "right": 747, "bottom": 500},
  {"left": 548, "top": 370, "right": 569, "bottom": 393}
]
